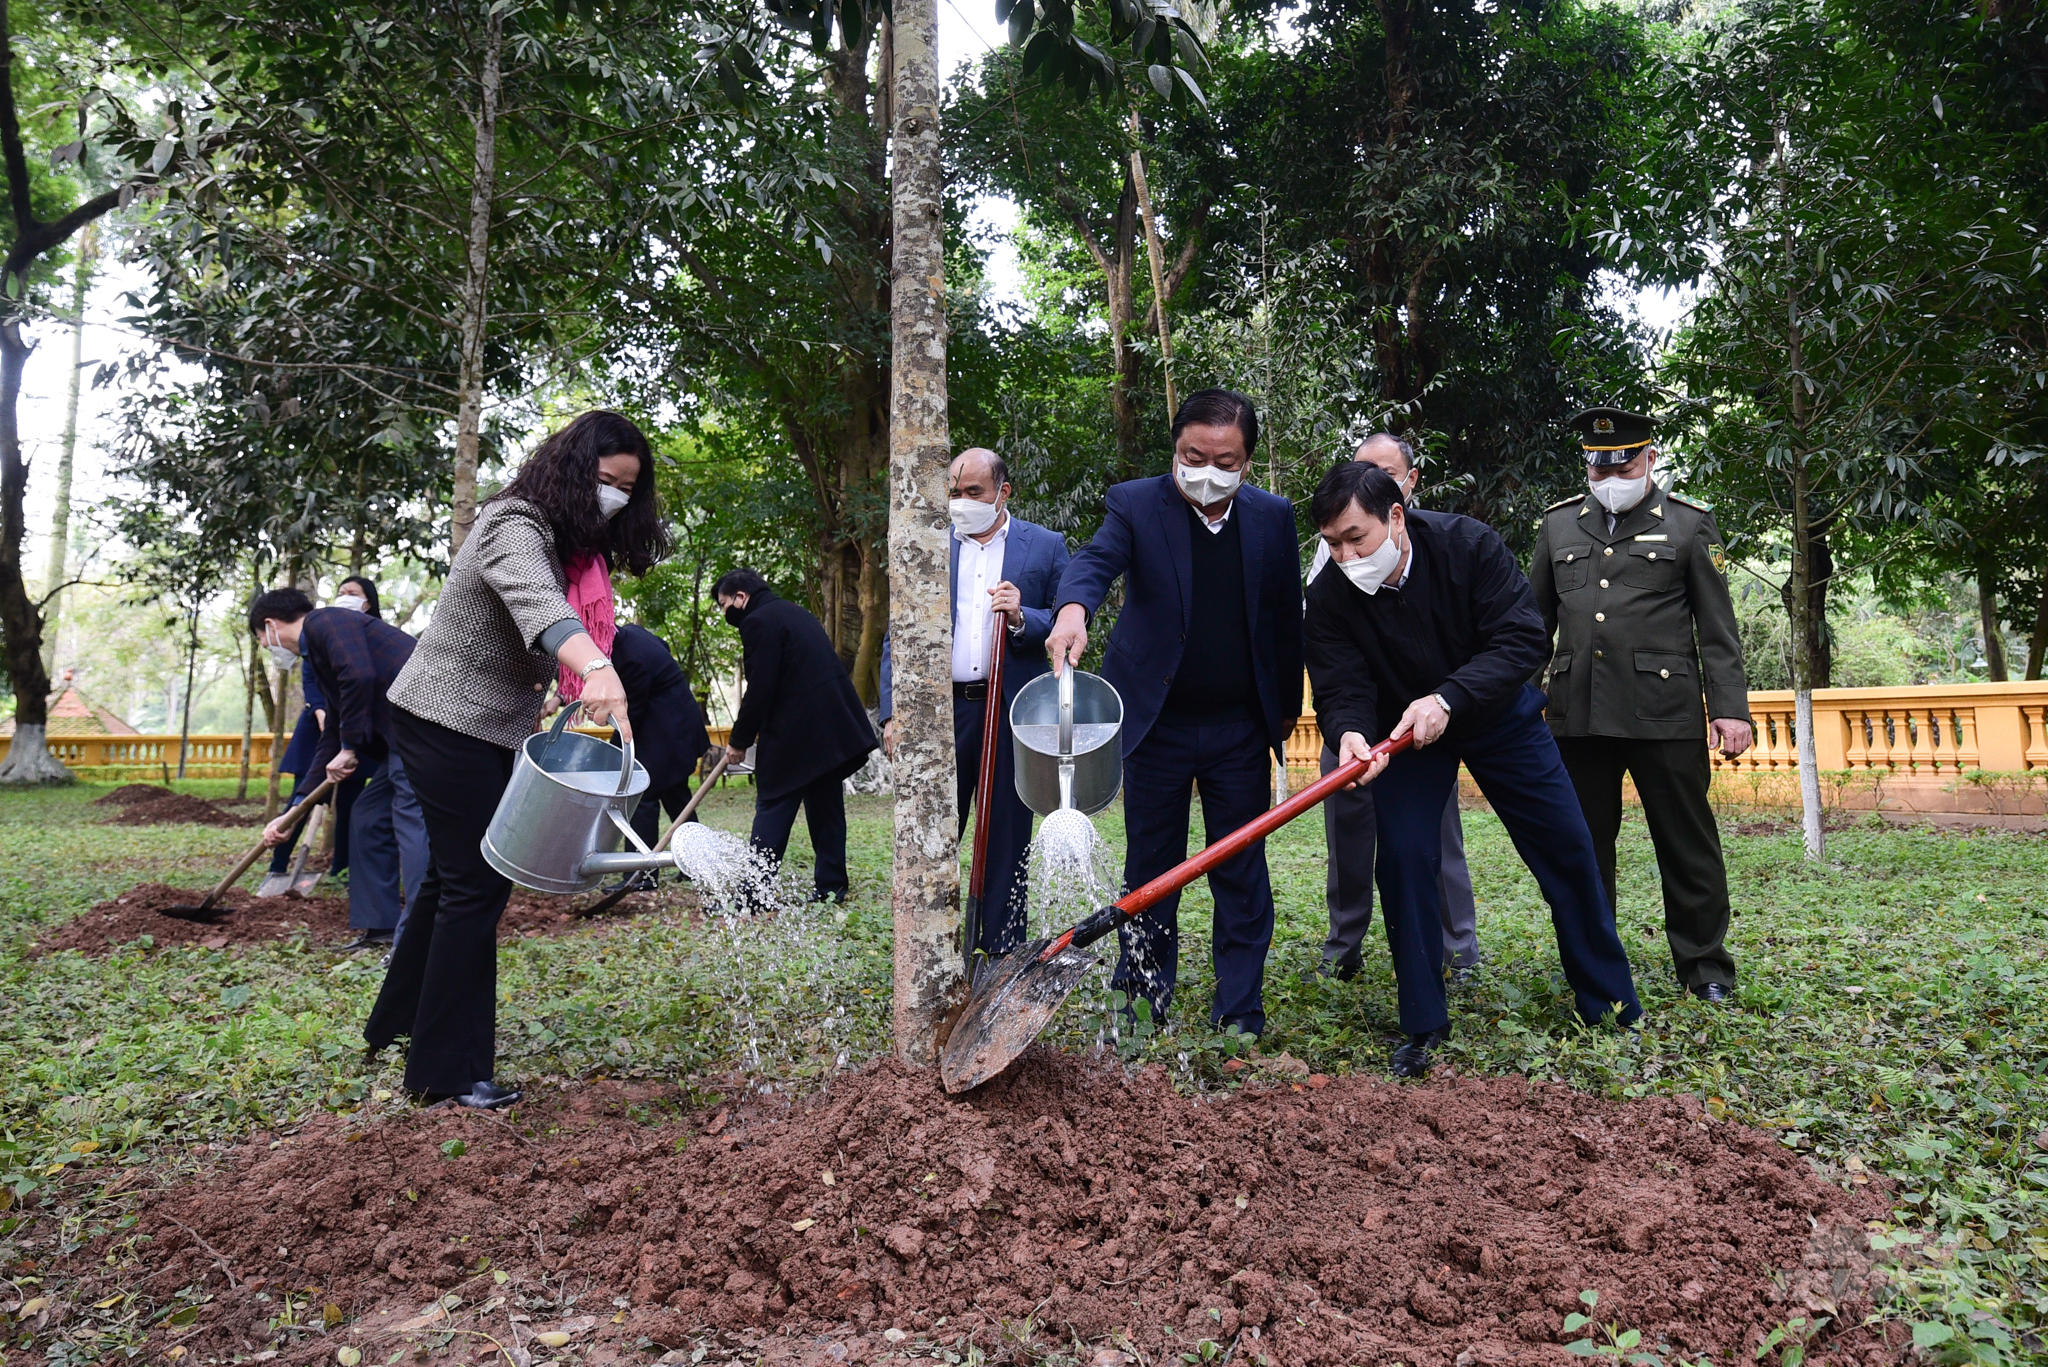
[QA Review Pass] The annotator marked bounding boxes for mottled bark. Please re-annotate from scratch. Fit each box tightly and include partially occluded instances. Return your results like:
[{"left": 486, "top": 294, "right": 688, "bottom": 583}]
[
  {"left": 448, "top": 8, "right": 503, "bottom": 558},
  {"left": 40, "top": 223, "right": 92, "bottom": 675},
  {"left": 887, "top": 0, "right": 963, "bottom": 1065}
]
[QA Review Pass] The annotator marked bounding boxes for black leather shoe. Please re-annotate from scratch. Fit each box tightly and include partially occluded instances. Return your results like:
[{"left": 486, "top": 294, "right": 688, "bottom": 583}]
[
  {"left": 1390, "top": 1027, "right": 1450, "bottom": 1078},
  {"left": 338, "top": 930, "right": 394, "bottom": 952},
  {"left": 456, "top": 1081, "right": 523, "bottom": 1109},
  {"left": 1690, "top": 982, "right": 1733, "bottom": 1004},
  {"left": 1313, "top": 953, "right": 1361, "bottom": 982}
]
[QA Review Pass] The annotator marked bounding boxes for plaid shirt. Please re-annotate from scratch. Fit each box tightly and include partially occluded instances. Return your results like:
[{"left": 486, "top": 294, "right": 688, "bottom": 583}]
[{"left": 301, "top": 608, "right": 417, "bottom": 774}]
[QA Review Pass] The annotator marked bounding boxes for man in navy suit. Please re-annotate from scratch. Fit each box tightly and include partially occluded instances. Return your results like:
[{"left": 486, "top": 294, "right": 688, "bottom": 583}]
[
  {"left": 1048, "top": 390, "right": 1303, "bottom": 1038},
  {"left": 880, "top": 448, "right": 1070, "bottom": 959}
]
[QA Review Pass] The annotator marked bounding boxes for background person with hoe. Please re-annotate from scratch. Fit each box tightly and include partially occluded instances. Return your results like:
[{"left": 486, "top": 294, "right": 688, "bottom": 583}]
[
  {"left": 257, "top": 584, "right": 372, "bottom": 898},
  {"left": 1305, "top": 434, "right": 1482, "bottom": 985},
  {"left": 367, "top": 410, "right": 668, "bottom": 1110},
  {"left": 715, "top": 568, "right": 877, "bottom": 904},
  {"left": 1530, "top": 408, "right": 1753, "bottom": 1004},
  {"left": 1047, "top": 389, "right": 1304, "bottom": 1042},
  {"left": 877, "top": 447, "right": 1069, "bottom": 960},
  {"left": 248, "top": 586, "right": 424, "bottom": 951},
  {"left": 1305, "top": 461, "right": 1641, "bottom": 1078}
]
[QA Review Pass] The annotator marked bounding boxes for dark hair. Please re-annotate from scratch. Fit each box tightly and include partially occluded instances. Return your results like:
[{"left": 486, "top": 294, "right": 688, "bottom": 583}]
[
  {"left": 248, "top": 586, "right": 315, "bottom": 636},
  {"left": 1358, "top": 432, "right": 1417, "bottom": 473},
  {"left": 1172, "top": 388, "right": 1259, "bottom": 457},
  {"left": 713, "top": 567, "right": 771, "bottom": 600},
  {"left": 492, "top": 410, "right": 672, "bottom": 575},
  {"left": 954, "top": 448, "right": 1008, "bottom": 488},
  {"left": 1311, "top": 460, "right": 1405, "bottom": 529},
  {"left": 338, "top": 575, "right": 382, "bottom": 619}
]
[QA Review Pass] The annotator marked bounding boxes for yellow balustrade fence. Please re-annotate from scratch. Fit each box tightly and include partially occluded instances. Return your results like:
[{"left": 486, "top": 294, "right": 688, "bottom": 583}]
[{"left": 7, "top": 688, "right": 2043, "bottom": 817}]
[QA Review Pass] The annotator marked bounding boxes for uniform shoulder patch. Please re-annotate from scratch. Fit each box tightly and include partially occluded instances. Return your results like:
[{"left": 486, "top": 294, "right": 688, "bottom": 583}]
[
  {"left": 1544, "top": 494, "right": 1586, "bottom": 512},
  {"left": 1708, "top": 543, "right": 1728, "bottom": 574},
  {"left": 1667, "top": 492, "right": 1712, "bottom": 512}
]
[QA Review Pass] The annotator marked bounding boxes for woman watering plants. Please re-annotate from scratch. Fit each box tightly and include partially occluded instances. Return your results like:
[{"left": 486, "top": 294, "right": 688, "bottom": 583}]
[{"left": 365, "top": 411, "right": 670, "bottom": 1109}]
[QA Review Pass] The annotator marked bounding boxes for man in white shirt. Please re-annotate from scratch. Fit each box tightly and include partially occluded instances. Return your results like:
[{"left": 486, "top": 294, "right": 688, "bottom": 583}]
[
  {"left": 1308, "top": 434, "right": 1482, "bottom": 984},
  {"left": 879, "top": 449, "right": 1070, "bottom": 962}
]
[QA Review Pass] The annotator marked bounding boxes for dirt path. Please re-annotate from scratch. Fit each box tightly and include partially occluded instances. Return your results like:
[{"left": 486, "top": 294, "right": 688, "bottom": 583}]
[{"left": 61, "top": 1049, "right": 1888, "bottom": 1367}]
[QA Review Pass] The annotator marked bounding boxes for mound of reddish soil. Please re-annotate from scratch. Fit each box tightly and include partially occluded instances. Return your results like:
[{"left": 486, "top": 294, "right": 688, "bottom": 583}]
[
  {"left": 27, "top": 882, "right": 663, "bottom": 956},
  {"left": 104, "top": 792, "right": 251, "bottom": 827},
  {"left": 95, "top": 1051, "right": 1886, "bottom": 1367},
  {"left": 92, "top": 783, "right": 177, "bottom": 806}
]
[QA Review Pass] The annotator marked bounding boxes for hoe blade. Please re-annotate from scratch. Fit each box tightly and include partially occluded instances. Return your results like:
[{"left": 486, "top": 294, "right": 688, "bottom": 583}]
[{"left": 939, "top": 936, "right": 1099, "bottom": 1094}]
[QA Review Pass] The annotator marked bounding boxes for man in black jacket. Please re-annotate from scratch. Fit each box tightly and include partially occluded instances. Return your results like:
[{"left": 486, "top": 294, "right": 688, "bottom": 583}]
[
  {"left": 612, "top": 624, "right": 712, "bottom": 879},
  {"left": 1303, "top": 462, "right": 1640, "bottom": 1077},
  {"left": 715, "top": 569, "right": 877, "bottom": 902}
]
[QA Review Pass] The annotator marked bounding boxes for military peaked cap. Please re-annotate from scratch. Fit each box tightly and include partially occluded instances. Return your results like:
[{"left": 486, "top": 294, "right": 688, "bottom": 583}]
[{"left": 1568, "top": 407, "right": 1656, "bottom": 467}]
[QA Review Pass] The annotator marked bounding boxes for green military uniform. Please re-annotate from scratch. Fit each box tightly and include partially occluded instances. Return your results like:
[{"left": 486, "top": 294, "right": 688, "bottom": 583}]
[{"left": 1528, "top": 408, "right": 1750, "bottom": 996}]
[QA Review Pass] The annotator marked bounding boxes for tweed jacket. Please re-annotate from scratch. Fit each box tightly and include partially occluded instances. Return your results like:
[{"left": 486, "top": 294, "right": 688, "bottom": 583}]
[{"left": 387, "top": 498, "right": 582, "bottom": 750}]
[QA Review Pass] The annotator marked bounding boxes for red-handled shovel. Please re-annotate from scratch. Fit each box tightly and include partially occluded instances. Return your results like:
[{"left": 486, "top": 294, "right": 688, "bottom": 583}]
[{"left": 938, "top": 731, "right": 1415, "bottom": 1093}]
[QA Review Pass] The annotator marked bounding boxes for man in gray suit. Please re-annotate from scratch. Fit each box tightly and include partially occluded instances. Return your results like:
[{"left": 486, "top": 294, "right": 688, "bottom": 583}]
[{"left": 1308, "top": 434, "right": 1481, "bottom": 982}]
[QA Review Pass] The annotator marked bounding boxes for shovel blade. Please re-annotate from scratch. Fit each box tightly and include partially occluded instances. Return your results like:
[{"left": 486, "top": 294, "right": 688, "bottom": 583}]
[
  {"left": 157, "top": 904, "right": 229, "bottom": 924},
  {"left": 939, "top": 935, "right": 1099, "bottom": 1094}
]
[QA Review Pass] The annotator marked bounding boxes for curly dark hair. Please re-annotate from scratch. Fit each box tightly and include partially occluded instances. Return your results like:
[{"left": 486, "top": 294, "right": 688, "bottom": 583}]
[{"left": 490, "top": 410, "right": 672, "bottom": 574}]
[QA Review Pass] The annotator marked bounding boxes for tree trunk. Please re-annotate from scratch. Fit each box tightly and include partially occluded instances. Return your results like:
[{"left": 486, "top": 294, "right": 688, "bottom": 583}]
[
  {"left": 1783, "top": 228, "right": 1821, "bottom": 858},
  {"left": 448, "top": 8, "right": 503, "bottom": 558},
  {"left": 0, "top": 317, "right": 68, "bottom": 783},
  {"left": 263, "top": 661, "right": 288, "bottom": 821},
  {"left": 1802, "top": 528, "right": 1832, "bottom": 690},
  {"left": 1977, "top": 568, "right": 2008, "bottom": 681},
  {"left": 238, "top": 633, "right": 257, "bottom": 800},
  {"left": 175, "top": 608, "right": 199, "bottom": 780},
  {"left": 852, "top": 534, "right": 888, "bottom": 706},
  {"left": 2027, "top": 573, "right": 2048, "bottom": 681},
  {"left": 1127, "top": 119, "right": 1177, "bottom": 419},
  {"left": 886, "top": 0, "right": 963, "bottom": 1066},
  {"left": 40, "top": 222, "right": 93, "bottom": 676}
]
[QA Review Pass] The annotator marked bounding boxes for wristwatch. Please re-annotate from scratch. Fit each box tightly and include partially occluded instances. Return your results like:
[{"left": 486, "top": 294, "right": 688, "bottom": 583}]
[
  {"left": 1431, "top": 692, "right": 1451, "bottom": 717},
  {"left": 580, "top": 656, "right": 614, "bottom": 680}
]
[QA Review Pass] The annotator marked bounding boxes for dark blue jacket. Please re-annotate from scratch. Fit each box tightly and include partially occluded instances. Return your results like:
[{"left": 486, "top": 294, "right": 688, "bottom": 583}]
[
  {"left": 300, "top": 607, "right": 416, "bottom": 775},
  {"left": 1056, "top": 475, "right": 1304, "bottom": 759},
  {"left": 610, "top": 624, "right": 710, "bottom": 793},
  {"left": 877, "top": 514, "right": 1070, "bottom": 723},
  {"left": 729, "top": 591, "right": 877, "bottom": 802}
]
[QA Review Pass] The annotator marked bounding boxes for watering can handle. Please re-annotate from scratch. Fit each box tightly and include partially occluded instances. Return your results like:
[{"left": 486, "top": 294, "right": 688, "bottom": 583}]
[
  {"left": 545, "top": 700, "right": 637, "bottom": 797},
  {"left": 1057, "top": 665, "right": 1074, "bottom": 757}
]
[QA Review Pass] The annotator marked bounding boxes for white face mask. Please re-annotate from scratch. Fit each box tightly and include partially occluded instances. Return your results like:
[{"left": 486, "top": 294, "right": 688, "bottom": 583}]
[
  {"left": 264, "top": 624, "right": 298, "bottom": 671},
  {"left": 1588, "top": 471, "right": 1649, "bottom": 515},
  {"left": 1175, "top": 459, "right": 1243, "bottom": 507},
  {"left": 1337, "top": 523, "right": 1405, "bottom": 595},
  {"left": 949, "top": 496, "right": 1002, "bottom": 537},
  {"left": 596, "top": 484, "right": 632, "bottom": 520},
  {"left": 333, "top": 593, "right": 367, "bottom": 613}
]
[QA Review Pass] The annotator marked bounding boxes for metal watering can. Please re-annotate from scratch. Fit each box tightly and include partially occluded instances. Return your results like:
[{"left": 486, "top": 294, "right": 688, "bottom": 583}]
[
  {"left": 1010, "top": 668, "right": 1123, "bottom": 816},
  {"left": 481, "top": 704, "right": 682, "bottom": 894}
]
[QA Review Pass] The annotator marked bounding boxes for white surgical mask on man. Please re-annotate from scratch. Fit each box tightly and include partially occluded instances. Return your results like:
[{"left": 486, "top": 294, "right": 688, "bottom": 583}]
[
  {"left": 596, "top": 484, "right": 632, "bottom": 520},
  {"left": 333, "top": 593, "right": 367, "bottom": 613},
  {"left": 1338, "top": 525, "right": 1405, "bottom": 595},
  {"left": 948, "top": 496, "right": 1002, "bottom": 537},
  {"left": 1175, "top": 459, "right": 1242, "bottom": 507},
  {"left": 1588, "top": 471, "right": 1649, "bottom": 515},
  {"left": 264, "top": 623, "right": 298, "bottom": 671}
]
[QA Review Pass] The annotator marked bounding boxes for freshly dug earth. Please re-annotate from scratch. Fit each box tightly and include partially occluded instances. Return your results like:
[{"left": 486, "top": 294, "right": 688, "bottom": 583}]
[
  {"left": 27, "top": 882, "right": 667, "bottom": 956},
  {"left": 103, "top": 792, "right": 252, "bottom": 827},
  {"left": 99, "top": 1050, "right": 1887, "bottom": 1367},
  {"left": 91, "top": 783, "right": 177, "bottom": 806}
]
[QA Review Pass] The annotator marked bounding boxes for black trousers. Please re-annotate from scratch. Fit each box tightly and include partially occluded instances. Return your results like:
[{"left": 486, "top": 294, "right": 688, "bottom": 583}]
[
  {"left": 629, "top": 778, "right": 697, "bottom": 848},
  {"left": 364, "top": 708, "right": 517, "bottom": 1095},
  {"left": 1555, "top": 735, "right": 1736, "bottom": 990},
  {"left": 956, "top": 696, "right": 1034, "bottom": 957},
  {"left": 1114, "top": 714, "right": 1275, "bottom": 1036},
  {"left": 750, "top": 772, "right": 849, "bottom": 900}
]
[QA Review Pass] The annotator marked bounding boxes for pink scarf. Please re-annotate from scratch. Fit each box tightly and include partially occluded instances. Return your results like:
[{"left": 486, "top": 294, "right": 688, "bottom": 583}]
[{"left": 555, "top": 553, "right": 618, "bottom": 702}]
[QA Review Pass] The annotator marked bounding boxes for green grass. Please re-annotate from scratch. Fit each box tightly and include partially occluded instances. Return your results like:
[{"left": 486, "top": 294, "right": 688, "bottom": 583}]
[{"left": 1, "top": 780, "right": 2044, "bottom": 1361}]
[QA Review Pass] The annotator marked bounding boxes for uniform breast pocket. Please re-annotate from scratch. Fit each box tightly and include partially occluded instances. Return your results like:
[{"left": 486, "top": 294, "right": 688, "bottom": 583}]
[
  {"left": 1552, "top": 544, "right": 1593, "bottom": 592},
  {"left": 1634, "top": 649, "right": 1697, "bottom": 720},
  {"left": 1621, "top": 541, "right": 1681, "bottom": 589},
  {"left": 1545, "top": 651, "right": 1572, "bottom": 717}
]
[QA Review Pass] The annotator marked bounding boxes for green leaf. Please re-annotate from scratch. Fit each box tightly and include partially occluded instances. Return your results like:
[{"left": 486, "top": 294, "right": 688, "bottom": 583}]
[
  {"left": 1147, "top": 64, "right": 1173, "bottom": 100},
  {"left": 220, "top": 984, "right": 252, "bottom": 1010},
  {"left": 1564, "top": 1314, "right": 1591, "bottom": 1332},
  {"left": 1566, "top": 1341, "right": 1599, "bottom": 1357},
  {"left": 440, "top": 1139, "right": 466, "bottom": 1159},
  {"left": 1580, "top": 1289, "right": 1599, "bottom": 1308},
  {"left": 1911, "top": 1322, "right": 1953, "bottom": 1349}
]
